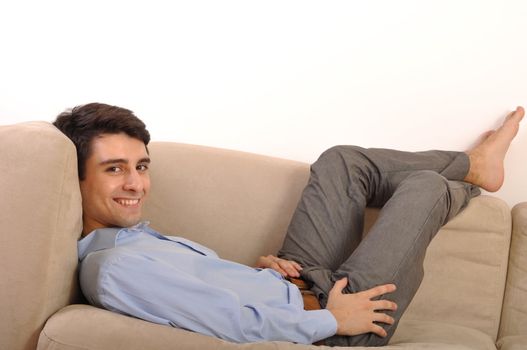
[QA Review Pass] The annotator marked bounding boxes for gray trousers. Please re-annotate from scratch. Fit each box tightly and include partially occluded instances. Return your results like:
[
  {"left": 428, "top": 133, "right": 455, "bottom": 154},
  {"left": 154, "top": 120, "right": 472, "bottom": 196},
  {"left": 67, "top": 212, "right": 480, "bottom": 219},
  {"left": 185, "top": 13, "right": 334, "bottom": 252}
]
[{"left": 277, "top": 146, "right": 480, "bottom": 347}]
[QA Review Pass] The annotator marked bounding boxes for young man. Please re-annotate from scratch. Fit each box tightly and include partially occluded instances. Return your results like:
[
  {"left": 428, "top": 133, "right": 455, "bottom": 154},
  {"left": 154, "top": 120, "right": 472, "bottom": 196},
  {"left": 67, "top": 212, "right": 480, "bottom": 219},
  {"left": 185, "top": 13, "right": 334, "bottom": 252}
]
[{"left": 53, "top": 103, "right": 524, "bottom": 346}]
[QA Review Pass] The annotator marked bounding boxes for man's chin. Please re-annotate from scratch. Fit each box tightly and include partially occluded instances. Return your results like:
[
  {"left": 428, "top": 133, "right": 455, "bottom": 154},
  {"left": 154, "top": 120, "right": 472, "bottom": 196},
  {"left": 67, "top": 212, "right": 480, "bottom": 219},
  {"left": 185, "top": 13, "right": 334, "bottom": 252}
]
[{"left": 116, "top": 217, "right": 143, "bottom": 228}]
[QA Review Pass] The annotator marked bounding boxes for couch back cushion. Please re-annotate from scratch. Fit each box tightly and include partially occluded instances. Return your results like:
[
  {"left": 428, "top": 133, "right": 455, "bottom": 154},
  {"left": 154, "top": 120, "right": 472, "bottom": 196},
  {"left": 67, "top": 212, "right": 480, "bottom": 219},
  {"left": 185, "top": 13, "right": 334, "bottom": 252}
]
[
  {"left": 399, "top": 196, "right": 511, "bottom": 341},
  {"left": 0, "top": 122, "right": 82, "bottom": 350},
  {"left": 498, "top": 202, "right": 527, "bottom": 338},
  {"left": 143, "top": 142, "right": 310, "bottom": 265}
]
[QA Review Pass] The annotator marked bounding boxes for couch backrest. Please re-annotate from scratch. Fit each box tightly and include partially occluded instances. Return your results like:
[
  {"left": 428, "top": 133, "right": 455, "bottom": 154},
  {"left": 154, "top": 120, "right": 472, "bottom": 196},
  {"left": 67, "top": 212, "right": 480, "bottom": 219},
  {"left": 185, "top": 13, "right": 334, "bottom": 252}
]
[
  {"left": 0, "top": 122, "right": 82, "bottom": 350},
  {"left": 143, "top": 142, "right": 512, "bottom": 340},
  {"left": 142, "top": 142, "right": 310, "bottom": 265},
  {"left": 498, "top": 202, "right": 527, "bottom": 339}
]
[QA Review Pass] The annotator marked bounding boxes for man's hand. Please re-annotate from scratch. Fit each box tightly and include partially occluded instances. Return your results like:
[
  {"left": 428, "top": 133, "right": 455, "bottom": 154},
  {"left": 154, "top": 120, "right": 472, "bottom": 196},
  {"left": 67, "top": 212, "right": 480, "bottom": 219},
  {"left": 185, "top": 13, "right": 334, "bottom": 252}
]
[
  {"left": 326, "top": 277, "right": 397, "bottom": 338},
  {"left": 255, "top": 255, "right": 302, "bottom": 278}
]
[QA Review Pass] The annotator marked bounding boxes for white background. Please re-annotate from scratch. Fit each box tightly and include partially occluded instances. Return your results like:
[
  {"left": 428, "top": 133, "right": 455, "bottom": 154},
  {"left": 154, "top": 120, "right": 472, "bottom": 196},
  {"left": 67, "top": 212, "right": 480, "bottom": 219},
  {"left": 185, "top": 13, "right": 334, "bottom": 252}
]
[{"left": 1, "top": 0, "right": 526, "bottom": 206}]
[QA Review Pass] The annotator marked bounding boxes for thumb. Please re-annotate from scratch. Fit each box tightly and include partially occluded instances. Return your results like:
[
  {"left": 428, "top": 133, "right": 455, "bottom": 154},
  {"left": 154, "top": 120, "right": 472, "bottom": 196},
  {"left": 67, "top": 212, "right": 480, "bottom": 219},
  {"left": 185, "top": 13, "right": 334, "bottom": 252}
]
[{"left": 330, "top": 277, "right": 348, "bottom": 295}]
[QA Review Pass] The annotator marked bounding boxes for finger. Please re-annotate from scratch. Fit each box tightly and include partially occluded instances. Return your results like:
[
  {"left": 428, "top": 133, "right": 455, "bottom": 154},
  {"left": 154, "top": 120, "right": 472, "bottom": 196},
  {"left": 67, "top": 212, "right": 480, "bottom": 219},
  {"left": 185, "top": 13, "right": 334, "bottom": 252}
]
[
  {"left": 370, "top": 324, "right": 388, "bottom": 338},
  {"left": 372, "top": 300, "right": 398, "bottom": 311},
  {"left": 280, "top": 259, "right": 302, "bottom": 271},
  {"left": 278, "top": 261, "right": 300, "bottom": 277},
  {"left": 291, "top": 261, "right": 303, "bottom": 271},
  {"left": 270, "top": 262, "right": 288, "bottom": 277},
  {"left": 363, "top": 284, "right": 396, "bottom": 299},
  {"left": 372, "top": 313, "right": 395, "bottom": 325},
  {"left": 287, "top": 267, "right": 300, "bottom": 277},
  {"left": 329, "top": 277, "right": 348, "bottom": 295}
]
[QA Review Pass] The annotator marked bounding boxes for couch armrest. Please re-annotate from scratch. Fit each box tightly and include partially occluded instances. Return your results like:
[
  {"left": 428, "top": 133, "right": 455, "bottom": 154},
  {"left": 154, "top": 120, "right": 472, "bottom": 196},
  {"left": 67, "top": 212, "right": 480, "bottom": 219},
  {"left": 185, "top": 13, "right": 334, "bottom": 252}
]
[
  {"left": 0, "top": 122, "right": 82, "bottom": 350},
  {"left": 498, "top": 202, "right": 527, "bottom": 339}
]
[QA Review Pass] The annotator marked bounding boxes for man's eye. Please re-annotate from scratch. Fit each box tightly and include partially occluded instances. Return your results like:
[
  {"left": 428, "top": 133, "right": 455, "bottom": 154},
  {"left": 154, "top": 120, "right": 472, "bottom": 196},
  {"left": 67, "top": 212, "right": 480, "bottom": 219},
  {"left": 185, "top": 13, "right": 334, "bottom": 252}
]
[
  {"left": 137, "top": 164, "right": 149, "bottom": 171},
  {"left": 106, "top": 166, "right": 122, "bottom": 173}
]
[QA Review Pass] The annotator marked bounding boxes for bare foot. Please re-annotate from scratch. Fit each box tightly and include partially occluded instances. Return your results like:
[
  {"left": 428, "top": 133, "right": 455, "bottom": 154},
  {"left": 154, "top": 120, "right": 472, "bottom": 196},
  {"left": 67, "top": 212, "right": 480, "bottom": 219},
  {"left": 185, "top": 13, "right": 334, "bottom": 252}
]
[{"left": 464, "top": 106, "right": 524, "bottom": 192}]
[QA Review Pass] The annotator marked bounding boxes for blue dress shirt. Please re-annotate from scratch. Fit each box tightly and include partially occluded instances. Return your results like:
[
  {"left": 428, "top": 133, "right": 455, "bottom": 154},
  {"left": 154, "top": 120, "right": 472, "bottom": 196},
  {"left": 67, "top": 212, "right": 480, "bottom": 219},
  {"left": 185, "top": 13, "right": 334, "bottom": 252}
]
[{"left": 78, "top": 222, "right": 337, "bottom": 344}]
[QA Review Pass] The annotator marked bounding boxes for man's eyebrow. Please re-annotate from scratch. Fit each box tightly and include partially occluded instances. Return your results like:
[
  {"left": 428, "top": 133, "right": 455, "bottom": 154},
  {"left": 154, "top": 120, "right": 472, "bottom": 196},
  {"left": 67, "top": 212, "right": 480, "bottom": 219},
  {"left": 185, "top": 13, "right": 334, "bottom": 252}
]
[
  {"left": 98, "top": 157, "right": 151, "bottom": 166},
  {"left": 99, "top": 158, "right": 128, "bottom": 166}
]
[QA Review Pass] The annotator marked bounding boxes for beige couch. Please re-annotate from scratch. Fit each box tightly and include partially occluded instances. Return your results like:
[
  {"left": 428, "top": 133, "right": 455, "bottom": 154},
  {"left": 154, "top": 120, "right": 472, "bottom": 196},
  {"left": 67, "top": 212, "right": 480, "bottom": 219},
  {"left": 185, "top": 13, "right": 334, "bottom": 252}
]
[{"left": 1, "top": 121, "right": 526, "bottom": 350}]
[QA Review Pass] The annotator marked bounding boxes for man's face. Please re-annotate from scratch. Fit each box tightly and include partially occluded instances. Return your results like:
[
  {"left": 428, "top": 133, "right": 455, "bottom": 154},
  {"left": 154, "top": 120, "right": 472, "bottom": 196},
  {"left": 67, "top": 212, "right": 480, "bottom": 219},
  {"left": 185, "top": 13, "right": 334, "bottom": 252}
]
[{"left": 80, "top": 133, "right": 151, "bottom": 235}]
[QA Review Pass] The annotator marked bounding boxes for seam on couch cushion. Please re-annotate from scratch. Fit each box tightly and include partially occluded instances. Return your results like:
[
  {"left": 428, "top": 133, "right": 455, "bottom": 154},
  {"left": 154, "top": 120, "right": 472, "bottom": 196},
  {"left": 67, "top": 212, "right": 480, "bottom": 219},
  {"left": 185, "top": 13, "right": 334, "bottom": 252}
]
[{"left": 39, "top": 330, "right": 90, "bottom": 350}]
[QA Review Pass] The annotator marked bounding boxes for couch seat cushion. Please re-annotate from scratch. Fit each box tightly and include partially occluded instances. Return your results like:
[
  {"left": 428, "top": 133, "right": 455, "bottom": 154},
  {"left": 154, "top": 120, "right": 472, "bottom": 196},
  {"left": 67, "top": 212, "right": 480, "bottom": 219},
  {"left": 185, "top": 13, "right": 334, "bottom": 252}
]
[
  {"left": 497, "top": 336, "right": 527, "bottom": 350},
  {"left": 390, "top": 319, "right": 497, "bottom": 350},
  {"left": 39, "top": 305, "right": 497, "bottom": 350}
]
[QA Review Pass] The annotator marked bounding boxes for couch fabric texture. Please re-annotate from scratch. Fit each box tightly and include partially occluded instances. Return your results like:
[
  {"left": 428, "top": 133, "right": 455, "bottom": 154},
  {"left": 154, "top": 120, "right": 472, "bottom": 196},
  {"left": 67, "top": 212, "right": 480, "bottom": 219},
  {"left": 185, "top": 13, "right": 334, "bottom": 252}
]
[{"left": 1, "top": 122, "right": 526, "bottom": 350}]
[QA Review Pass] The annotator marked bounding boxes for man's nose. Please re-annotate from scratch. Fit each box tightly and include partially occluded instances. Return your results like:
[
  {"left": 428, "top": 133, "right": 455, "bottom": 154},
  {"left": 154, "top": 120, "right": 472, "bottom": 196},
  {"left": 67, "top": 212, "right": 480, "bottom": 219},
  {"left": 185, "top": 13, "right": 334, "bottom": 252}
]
[{"left": 123, "top": 170, "right": 143, "bottom": 192}]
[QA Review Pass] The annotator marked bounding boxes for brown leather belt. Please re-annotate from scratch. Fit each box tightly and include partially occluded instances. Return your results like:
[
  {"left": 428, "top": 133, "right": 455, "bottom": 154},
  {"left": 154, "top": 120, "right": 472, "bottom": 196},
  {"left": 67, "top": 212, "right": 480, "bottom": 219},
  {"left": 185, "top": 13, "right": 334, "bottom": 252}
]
[
  {"left": 287, "top": 277, "right": 322, "bottom": 311},
  {"left": 288, "top": 277, "right": 326, "bottom": 345}
]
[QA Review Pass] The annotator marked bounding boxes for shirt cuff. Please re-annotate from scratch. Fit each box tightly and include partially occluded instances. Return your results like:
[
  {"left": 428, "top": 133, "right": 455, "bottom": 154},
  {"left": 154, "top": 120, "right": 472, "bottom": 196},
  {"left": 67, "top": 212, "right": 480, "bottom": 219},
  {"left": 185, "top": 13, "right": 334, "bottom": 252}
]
[{"left": 306, "top": 309, "right": 338, "bottom": 343}]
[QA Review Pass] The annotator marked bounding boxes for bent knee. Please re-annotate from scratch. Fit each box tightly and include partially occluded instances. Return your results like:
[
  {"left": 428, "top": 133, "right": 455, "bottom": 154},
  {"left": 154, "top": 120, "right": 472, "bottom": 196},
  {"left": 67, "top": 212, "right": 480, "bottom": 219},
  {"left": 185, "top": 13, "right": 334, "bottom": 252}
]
[
  {"left": 402, "top": 170, "right": 448, "bottom": 195},
  {"left": 319, "top": 145, "right": 364, "bottom": 158},
  {"left": 315, "top": 145, "right": 367, "bottom": 166}
]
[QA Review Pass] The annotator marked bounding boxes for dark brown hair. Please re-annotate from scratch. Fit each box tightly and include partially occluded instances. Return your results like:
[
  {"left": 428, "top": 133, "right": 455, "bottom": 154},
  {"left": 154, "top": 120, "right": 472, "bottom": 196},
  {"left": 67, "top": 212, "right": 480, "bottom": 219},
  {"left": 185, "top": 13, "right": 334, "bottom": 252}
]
[{"left": 53, "top": 103, "right": 150, "bottom": 180}]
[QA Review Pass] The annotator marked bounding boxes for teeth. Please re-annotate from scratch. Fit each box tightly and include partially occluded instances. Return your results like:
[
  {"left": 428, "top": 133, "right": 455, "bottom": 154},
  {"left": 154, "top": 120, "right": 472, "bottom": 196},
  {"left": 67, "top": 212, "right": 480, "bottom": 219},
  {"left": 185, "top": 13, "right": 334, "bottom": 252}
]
[{"left": 116, "top": 199, "right": 140, "bottom": 206}]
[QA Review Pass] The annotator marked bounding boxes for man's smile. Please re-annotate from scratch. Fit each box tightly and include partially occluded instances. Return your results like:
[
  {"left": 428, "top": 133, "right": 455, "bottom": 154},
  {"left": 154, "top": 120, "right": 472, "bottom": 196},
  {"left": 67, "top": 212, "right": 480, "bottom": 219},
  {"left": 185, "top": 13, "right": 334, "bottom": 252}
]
[{"left": 114, "top": 198, "right": 142, "bottom": 207}]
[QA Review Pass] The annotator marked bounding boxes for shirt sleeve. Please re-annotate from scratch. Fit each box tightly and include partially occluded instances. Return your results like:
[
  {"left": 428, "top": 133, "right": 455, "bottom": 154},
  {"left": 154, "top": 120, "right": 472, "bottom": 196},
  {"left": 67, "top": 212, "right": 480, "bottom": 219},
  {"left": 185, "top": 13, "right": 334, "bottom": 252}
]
[{"left": 80, "top": 251, "right": 337, "bottom": 344}]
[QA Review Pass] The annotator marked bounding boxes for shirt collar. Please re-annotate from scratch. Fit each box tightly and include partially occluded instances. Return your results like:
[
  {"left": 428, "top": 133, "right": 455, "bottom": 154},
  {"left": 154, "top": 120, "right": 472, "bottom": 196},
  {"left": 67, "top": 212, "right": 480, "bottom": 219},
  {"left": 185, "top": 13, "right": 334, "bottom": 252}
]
[
  {"left": 77, "top": 221, "right": 151, "bottom": 261},
  {"left": 77, "top": 221, "right": 216, "bottom": 260}
]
